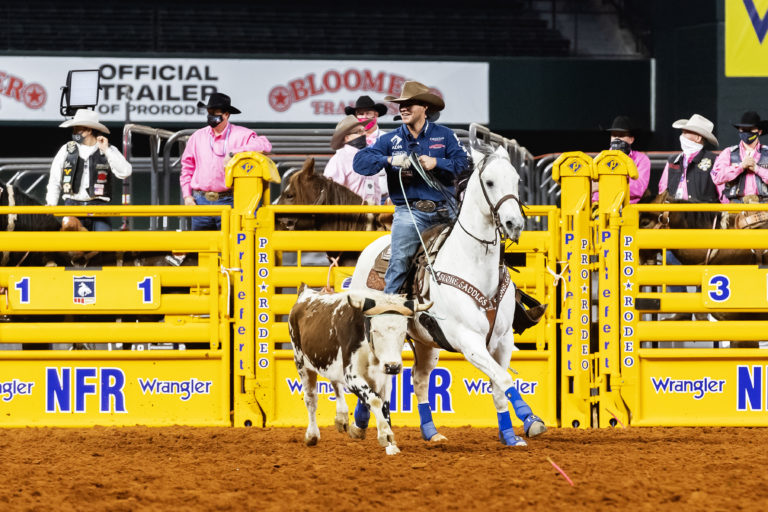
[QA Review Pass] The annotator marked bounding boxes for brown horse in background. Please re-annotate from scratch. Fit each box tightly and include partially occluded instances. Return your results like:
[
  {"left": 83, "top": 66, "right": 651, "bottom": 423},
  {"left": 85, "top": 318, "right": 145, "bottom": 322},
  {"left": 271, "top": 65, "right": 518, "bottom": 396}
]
[
  {"left": 640, "top": 191, "right": 768, "bottom": 265},
  {"left": 275, "top": 157, "right": 390, "bottom": 266}
]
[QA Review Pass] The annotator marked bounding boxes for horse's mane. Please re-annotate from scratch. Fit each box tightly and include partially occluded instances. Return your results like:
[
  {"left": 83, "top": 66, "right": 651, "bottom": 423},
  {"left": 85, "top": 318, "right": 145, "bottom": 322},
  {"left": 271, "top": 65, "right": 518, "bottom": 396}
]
[
  {"left": 666, "top": 198, "right": 720, "bottom": 229},
  {"left": 0, "top": 179, "right": 61, "bottom": 231},
  {"left": 288, "top": 169, "right": 369, "bottom": 231}
]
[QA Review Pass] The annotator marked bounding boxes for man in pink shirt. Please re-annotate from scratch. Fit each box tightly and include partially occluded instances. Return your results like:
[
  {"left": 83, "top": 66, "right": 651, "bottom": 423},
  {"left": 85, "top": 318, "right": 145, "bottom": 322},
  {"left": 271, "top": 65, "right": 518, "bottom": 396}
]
[
  {"left": 323, "top": 115, "right": 386, "bottom": 205},
  {"left": 180, "top": 92, "right": 272, "bottom": 230},
  {"left": 712, "top": 111, "right": 768, "bottom": 203},
  {"left": 345, "top": 95, "right": 388, "bottom": 146},
  {"left": 591, "top": 116, "right": 651, "bottom": 204}
]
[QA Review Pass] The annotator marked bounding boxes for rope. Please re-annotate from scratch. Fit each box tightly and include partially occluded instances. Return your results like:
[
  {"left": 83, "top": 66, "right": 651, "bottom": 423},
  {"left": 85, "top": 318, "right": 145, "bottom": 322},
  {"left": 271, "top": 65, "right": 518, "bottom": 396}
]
[
  {"left": 324, "top": 256, "right": 340, "bottom": 292},
  {"left": 220, "top": 265, "right": 243, "bottom": 317}
]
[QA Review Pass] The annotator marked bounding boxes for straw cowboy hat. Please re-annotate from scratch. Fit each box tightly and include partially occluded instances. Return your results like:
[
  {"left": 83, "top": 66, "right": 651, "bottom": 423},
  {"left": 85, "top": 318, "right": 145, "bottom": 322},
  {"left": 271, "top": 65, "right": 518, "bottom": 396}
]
[
  {"left": 672, "top": 114, "right": 719, "bottom": 147},
  {"left": 731, "top": 110, "right": 768, "bottom": 132},
  {"left": 384, "top": 81, "right": 445, "bottom": 112},
  {"left": 345, "top": 95, "right": 388, "bottom": 117},
  {"left": 330, "top": 115, "right": 365, "bottom": 150},
  {"left": 197, "top": 92, "right": 242, "bottom": 114},
  {"left": 59, "top": 109, "right": 110, "bottom": 134}
]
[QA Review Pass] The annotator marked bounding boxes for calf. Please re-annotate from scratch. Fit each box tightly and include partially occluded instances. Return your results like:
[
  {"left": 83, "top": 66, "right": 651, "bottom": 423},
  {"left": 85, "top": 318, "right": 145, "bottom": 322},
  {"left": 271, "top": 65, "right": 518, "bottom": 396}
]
[{"left": 288, "top": 284, "right": 431, "bottom": 455}]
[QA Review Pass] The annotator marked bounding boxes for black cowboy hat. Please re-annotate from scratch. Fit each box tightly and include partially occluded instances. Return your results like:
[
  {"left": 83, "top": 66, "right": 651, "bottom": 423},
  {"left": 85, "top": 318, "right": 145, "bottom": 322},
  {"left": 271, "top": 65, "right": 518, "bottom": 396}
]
[
  {"left": 197, "top": 92, "right": 241, "bottom": 114},
  {"left": 344, "top": 95, "right": 388, "bottom": 117},
  {"left": 732, "top": 111, "right": 768, "bottom": 131},
  {"left": 604, "top": 115, "right": 634, "bottom": 134}
]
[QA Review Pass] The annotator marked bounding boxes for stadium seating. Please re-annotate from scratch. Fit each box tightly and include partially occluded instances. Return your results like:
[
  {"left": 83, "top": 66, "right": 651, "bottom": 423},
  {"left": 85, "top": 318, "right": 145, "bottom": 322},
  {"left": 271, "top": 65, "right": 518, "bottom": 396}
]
[{"left": 4, "top": 1, "right": 570, "bottom": 57}]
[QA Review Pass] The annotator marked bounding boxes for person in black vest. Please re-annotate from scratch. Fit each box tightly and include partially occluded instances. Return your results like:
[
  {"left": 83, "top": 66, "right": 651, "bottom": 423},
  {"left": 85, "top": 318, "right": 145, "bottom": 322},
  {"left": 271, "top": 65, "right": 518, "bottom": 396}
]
[
  {"left": 712, "top": 111, "right": 768, "bottom": 203},
  {"left": 46, "top": 109, "right": 132, "bottom": 231},
  {"left": 658, "top": 114, "right": 722, "bottom": 203}
]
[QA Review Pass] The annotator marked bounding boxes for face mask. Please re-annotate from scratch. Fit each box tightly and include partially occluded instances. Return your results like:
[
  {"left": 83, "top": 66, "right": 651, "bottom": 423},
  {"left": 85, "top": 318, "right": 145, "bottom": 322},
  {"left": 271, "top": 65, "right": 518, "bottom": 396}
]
[
  {"left": 358, "top": 116, "right": 377, "bottom": 131},
  {"left": 609, "top": 138, "right": 631, "bottom": 155},
  {"left": 72, "top": 133, "right": 84, "bottom": 143},
  {"left": 739, "top": 131, "right": 759, "bottom": 144},
  {"left": 680, "top": 134, "right": 703, "bottom": 156},
  {"left": 207, "top": 114, "right": 224, "bottom": 128},
  {"left": 347, "top": 134, "right": 367, "bottom": 149}
]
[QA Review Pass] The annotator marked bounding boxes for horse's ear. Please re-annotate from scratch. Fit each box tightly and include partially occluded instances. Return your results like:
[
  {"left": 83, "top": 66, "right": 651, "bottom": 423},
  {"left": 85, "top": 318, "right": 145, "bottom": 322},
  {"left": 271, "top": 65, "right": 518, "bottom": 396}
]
[
  {"left": 470, "top": 147, "right": 484, "bottom": 166},
  {"left": 299, "top": 157, "right": 315, "bottom": 179},
  {"left": 494, "top": 145, "right": 509, "bottom": 159}
]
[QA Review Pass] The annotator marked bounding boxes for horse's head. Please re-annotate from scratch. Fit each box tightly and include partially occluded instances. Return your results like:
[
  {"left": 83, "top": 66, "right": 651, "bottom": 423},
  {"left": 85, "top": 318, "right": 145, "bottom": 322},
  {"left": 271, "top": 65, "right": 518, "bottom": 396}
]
[
  {"left": 275, "top": 157, "right": 326, "bottom": 230},
  {"left": 467, "top": 145, "right": 525, "bottom": 242}
]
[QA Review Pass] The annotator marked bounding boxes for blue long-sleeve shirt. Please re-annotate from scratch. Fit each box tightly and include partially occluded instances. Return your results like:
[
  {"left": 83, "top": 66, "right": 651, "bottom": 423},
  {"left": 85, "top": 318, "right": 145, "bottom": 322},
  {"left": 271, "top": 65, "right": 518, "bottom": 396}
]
[{"left": 353, "top": 121, "right": 469, "bottom": 205}]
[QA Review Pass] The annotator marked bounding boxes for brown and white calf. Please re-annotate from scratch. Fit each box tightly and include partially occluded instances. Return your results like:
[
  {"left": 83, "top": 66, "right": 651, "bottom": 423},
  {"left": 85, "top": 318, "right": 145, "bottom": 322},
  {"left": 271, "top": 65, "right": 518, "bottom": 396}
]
[{"left": 288, "top": 284, "right": 431, "bottom": 455}]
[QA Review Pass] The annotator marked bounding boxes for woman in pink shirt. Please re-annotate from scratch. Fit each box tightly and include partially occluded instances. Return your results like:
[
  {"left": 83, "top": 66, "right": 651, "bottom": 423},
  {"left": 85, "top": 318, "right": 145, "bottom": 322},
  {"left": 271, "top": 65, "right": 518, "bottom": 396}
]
[
  {"left": 180, "top": 93, "right": 271, "bottom": 230},
  {"left": 323, "top": 115, "right": 386, "bottom": 205}
]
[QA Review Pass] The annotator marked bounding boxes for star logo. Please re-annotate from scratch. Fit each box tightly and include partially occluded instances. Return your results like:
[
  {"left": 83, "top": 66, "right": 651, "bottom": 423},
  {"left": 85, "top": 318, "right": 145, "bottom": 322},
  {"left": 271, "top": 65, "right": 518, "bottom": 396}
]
[
  {"left": 581, "top": 284, "right": 589, "bottom": 294},
  {"left": 268, "top": 86, "right": 292, "bottom": 112},
  {"left": 698, "top": 158, "right": 712, "bottom": 171},
  {"left": 624, "top": 280, "right": 633, "bottom": 290},
  {"left": 259, "top": 281, "right": 269, "bottom": 292},
  {"left": 22, "top": 83, "right": 46, "bottom": 109}
]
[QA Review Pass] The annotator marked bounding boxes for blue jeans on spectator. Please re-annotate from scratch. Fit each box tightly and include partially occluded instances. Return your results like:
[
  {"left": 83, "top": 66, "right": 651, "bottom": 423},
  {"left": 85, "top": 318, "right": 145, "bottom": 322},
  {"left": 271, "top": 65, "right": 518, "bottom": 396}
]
[
  {"left": 64, "top": 199, "right": 112, "bottom": 231},
  {"left": 665, "top": 249, "right": 686, "bottom": 293},
  {"left": 385, "top": 201, "right": 456, "bottom": 294},
  {"left": 191, "top": 192, "right": 232, "bottom": 231}
]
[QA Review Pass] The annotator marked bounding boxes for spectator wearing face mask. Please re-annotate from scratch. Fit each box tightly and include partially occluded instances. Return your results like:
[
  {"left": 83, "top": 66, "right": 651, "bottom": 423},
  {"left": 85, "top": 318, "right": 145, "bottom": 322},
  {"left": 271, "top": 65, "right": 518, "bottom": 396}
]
[
  {"left": 712, "top": 111, "right": 768, "bottom": 204},
  {"left": 180, "top": 92, "right": 271, "bottom": 230},
  {"left": 591, "top": 116, "right": 651, "bottom": 203},
  {"left": 324, "top": 115, "right": 386, "bottom": 205},
  {"left": 346, "top": 95, "right": 388, "bottom": 145},
  {"left": 658, "top": 114, "right": 722, "bottom": 203},
  {"left": 46, "top": 109, "right": 132, "bottom": 231}
]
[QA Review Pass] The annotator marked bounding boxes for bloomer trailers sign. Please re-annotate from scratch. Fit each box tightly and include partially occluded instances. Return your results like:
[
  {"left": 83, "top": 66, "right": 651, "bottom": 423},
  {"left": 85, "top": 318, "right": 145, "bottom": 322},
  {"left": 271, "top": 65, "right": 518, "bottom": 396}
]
[{"left": 0, "top": 56, "right": 489, "bottom": 124}]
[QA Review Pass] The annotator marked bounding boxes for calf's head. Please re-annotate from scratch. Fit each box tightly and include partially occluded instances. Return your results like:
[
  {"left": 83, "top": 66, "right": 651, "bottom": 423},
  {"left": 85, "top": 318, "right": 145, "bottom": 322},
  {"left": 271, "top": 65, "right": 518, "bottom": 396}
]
[{"left": 347, "top": 293, "right": 432, "bottom": 375}]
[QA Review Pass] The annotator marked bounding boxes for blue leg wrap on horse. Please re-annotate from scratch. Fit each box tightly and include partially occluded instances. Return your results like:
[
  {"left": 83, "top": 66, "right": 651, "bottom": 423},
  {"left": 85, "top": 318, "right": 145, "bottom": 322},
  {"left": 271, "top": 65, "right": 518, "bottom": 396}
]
[
  {"left": 505, "top": 386, "right": 532, "bottom": 421},
  {"left": 418, "top": 403, "right": 438, "bottom": 441},
  {"left": 354, "top": 400, "right": 370, "bottom": 429},
  {"left": 497, "top": 411, "right": 526, "bottom": 446}
]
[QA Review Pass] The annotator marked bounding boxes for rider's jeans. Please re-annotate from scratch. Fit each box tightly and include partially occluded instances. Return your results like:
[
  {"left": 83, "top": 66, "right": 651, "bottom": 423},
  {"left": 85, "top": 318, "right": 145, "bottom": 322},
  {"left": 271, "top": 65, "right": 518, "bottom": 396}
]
[{"left": 384, "top": 203, "right": 455, "bottom": 294}]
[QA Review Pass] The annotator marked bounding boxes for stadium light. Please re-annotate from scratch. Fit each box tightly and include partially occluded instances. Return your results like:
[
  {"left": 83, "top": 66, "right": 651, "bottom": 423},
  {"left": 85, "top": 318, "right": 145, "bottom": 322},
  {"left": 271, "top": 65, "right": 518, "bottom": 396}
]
[{"left": 60, "top": 69, "right": 101, "bottom": 116}]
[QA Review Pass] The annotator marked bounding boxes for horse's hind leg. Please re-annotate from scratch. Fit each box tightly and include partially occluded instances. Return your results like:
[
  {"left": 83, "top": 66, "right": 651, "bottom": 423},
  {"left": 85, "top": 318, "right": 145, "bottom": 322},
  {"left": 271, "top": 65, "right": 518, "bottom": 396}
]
[
  {"left": 332, "top": 382, "right": 349, "bottom": 433},
  {"left": 412, "top": 342, "right": 447, "bottom": 442}
]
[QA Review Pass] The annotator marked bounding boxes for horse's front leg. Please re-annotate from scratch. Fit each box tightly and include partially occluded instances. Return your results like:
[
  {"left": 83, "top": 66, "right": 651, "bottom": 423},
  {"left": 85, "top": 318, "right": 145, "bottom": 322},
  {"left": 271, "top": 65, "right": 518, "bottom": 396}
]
[
  {"left": 412, "top": 342, "right": 447, "bottom": 442},
  {"left": 454, "top": 325, "right": 544, "bottom": 444}
]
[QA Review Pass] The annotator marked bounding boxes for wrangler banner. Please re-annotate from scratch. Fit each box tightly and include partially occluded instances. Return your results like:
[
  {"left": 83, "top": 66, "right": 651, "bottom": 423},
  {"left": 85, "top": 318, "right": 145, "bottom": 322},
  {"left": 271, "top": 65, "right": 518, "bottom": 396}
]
[
  {"left": 725, "top": 0, "right": 768, "bottom": 76},
  {"left": 0, "top": 56, "right": 488, "bottom": 124}
]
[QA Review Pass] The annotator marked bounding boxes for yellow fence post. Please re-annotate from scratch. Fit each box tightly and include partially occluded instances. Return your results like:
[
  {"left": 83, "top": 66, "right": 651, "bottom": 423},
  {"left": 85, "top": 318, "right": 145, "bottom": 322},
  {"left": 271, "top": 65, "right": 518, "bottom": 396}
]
[
  {"left": 552, "top": 151, "right": 594, "bottom": 428},
  {"left": 593, "top": 150, "right": 637, "bottom": 427},
  {"left": 227, "top": 152, "right": 281, "bottom": 427}
]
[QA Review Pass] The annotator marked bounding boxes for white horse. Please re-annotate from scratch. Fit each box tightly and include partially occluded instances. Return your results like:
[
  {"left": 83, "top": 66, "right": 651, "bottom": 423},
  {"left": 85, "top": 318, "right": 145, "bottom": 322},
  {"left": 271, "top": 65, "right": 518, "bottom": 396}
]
[{"left": 350, "top": 145, "right": 546, "bottom": 447}]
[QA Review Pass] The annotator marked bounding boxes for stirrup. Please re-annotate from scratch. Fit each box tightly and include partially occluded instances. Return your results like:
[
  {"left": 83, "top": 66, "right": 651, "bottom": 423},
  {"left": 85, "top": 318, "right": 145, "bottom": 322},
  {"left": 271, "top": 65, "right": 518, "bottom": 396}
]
[
  {"left": 523, "top": 414, "right": 547, "bottom": 437},
  {"left": 499, "top": 428, "right": 527, "bottom": 447}
]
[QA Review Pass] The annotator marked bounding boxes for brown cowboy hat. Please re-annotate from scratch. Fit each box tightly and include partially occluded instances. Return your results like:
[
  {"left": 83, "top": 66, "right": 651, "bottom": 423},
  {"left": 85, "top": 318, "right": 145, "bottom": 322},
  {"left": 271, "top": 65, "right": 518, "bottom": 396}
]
[
  {"left": 344, "top": 95, "right": 388, "bottom": 117},
  {"left": 384, "top": 81, "right": 445, "bottom": 112},
  {"left": 330, "top": 115, "right": 365, "bottom": 150}
]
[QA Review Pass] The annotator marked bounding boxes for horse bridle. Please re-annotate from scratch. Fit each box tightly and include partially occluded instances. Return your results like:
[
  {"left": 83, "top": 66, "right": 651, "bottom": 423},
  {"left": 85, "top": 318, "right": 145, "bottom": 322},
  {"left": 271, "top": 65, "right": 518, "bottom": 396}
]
[{"left": 457, "top": 153, "right": 526, "bottom": 246}]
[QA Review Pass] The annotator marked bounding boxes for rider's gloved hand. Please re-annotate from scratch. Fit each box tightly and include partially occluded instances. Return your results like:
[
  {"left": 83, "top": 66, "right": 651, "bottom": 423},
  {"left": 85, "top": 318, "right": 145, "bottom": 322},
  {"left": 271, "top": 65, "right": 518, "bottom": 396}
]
[{"left": 390, "top": 154, "right": 411, "bottom": 169}]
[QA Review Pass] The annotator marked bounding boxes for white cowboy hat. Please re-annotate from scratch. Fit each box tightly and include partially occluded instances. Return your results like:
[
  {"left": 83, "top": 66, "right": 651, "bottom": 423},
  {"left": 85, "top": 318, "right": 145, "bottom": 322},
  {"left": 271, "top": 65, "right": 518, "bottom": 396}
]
[
  {"left": 384, "top": 81, "right": 445, "bottom": 112},
  {"left": 330, "top": 115, "right": 365, "bottom": 150},
  {"left": 59, "top": 109, "right": 110, "bottom": 134},
  {"left": 672, "top": 114, "right": 718, "bottom": 147}
]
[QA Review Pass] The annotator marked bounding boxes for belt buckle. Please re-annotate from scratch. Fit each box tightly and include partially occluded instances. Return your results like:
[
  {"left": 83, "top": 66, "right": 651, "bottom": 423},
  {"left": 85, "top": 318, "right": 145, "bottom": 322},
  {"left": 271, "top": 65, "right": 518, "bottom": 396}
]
[
  {"left": 414, "top": 200, "right": 436, "bottom": 212},
  {"left": 204, "top": 191, "right": 219, "bottom": 201}
]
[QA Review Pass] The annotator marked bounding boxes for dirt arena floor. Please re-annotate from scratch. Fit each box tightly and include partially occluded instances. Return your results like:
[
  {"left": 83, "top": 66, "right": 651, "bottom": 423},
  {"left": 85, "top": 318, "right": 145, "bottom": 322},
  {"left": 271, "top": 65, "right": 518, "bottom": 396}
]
[{"left": 1, "top": 425, "right": 767, "bottom": 511}]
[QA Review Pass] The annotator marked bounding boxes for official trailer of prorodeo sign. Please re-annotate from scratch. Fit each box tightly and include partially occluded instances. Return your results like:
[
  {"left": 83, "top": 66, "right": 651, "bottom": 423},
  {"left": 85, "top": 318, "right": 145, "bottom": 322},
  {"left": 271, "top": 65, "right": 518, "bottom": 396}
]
[{"left": 0, "top": 57, "right": 489, "bottom": 124}]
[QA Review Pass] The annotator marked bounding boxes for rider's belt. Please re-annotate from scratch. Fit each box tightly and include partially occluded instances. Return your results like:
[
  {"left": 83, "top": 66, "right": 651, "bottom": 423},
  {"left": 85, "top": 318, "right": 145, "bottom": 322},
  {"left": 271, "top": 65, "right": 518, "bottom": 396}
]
[
  {"left": 412, "top": 199, "right": 444, "bottom": 213},
  {"left": 194, "top": 190, "right": 233, "bottom": 201}
]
